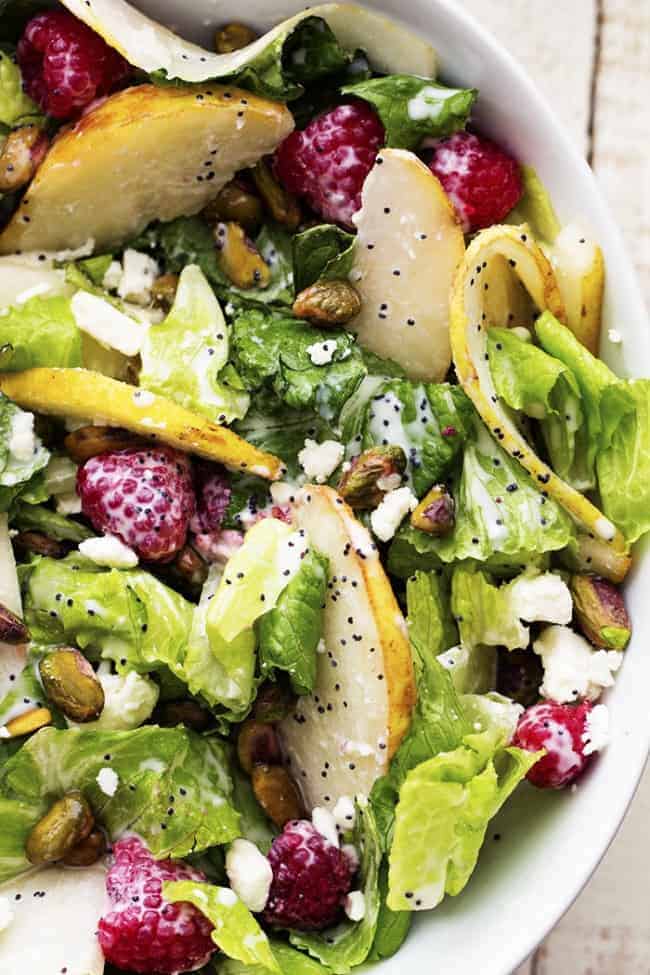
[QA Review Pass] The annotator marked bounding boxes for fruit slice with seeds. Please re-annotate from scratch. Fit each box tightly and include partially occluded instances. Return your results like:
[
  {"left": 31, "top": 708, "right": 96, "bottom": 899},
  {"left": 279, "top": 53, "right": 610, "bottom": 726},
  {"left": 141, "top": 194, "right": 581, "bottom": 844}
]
[
  {"left": 278, "top": 485, "right": 415, "bottom": 812},
  {"left": 450, "top": 224, "right": 630, "bottom": 572},
  {"left": 0, "top": 83, "right": 293, "bottom": 254},
  {"left": 544, "top": 222, "right": 605, "bottom": 355},
  {"left": 348, "top": 148, "right": 465, "bottom": 382},
  {"left": 0, "top": 369, "right": 283, "bottom": 480}
]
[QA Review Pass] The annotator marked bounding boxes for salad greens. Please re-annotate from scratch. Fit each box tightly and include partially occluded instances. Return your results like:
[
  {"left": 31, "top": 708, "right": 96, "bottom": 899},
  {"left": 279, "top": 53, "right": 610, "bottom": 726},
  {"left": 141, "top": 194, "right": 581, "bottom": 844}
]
[
  {"left": 0, "top": 295, "right": 82, "bottom": 371},
  {"left": 292, "top": 224, "right": 356, "bottom": 293}
]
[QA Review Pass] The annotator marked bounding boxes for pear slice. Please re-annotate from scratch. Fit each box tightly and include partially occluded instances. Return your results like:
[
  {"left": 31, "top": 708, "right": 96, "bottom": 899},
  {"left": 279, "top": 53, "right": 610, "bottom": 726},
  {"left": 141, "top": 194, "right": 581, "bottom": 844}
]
[
  {"left": 450, "top": 224, "right": 630, "bottom": 570},
  {"left": 348, "top": 148, "right": 465, "bottom": 382},
  {"left": 0, "top": 84, "right": 293, "bottom": 255},
  {"left": 0, "top": 864, "right": 107, "bottom": 974},
  {"left": 0, "top": 514, "right": 21, "bottom": 618},
  {"left": 0, "top": 369, "right": 283, "bottom": 480},
  {"left": 545, "top": 223, "right": 605, "bottom": 355},
  {"left": 278, "top": 486, "right": 416, "bottom": 812},
  {"left": 59, "top": 1, "right": 435, "bottom": 83}
]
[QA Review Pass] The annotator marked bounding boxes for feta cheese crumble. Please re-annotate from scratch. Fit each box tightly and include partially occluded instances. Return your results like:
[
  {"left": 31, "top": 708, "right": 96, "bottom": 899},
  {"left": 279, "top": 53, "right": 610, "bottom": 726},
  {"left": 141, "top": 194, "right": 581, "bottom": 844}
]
[
  {"left": 117, "top": 249, "right": 160, "bottom": 305},
  {"left": 370, "top": 486, "right": 418, "bottom": 542},
  {"left": 344, "top": 891, "right": 366, "bottom": 922},
  {"left": 79, "top": 534, "right": 139, "bottom": 569},
  {"left": 312, "top": 807, "right": 340, "bottom": 848},
  {"left": 582, "top": 703, "right": 610, "bottom": 755},
  {"left": 509, "top": 571, "right": 573, "bottom": 624},
  {"left": 307, "top": 340, "right": 336, "bottom": 365},
  {"left": 533, "top": 625, "right": 622, "bottom": 703},
  {"left": 333, "top": 796, "right": 356, "bottom": 831},
  {"left": 298, "top": 439, "right": 345, "bottom": 483},
  {"left": 225, "top": 839, "right": 273, "bottom": 913},
  {"left": 0, "top": 896, "right": 14, "bottom": 933},
  {"left": 607, "top": 329, "right": 622, "bottom": 344},
  {"left": 8, "top": 411, "right": 36, "bottom": 463},
  {"left": 72, "top": 670, "right": 159, "bottom": 732},
  {"left": 96, "top": 766, "right": 119, "bottom": 797},
  {"left": 56, "top": 492, "right": 82, "bottom": 515},
  {"left": 71, "top": 291, "right": 149, "bottom": 357}
]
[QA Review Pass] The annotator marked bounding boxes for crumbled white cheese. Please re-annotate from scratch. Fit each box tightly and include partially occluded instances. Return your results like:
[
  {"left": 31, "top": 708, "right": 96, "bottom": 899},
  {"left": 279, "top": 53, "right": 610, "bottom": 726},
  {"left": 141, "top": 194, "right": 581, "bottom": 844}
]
[
  {"left": 72, "top": 670, "right": 159, "bottom": 732},
  {"left": 56, "top": 492, "right": 82, "bottom": 515},
  {"left": 117, "top": 249, "right": 160, "bottom": 305},
  {"left": 607, "top": 329, "right": 622, "bottom": 344},
  {"left": 102, "top": 260, "right": 123, "bottom": 292},
  {"left": 217, "top": 888, "right": 238, "bottom": 907},
  {"left": 582, "top": 703, "right": 610, "bottom": 756},
  {"left": 307, "top": 340, "right": 336, "bottom": 366},
  {"left": 0, "top": 896, "right": 14, "bottom": 933},
  {"left": 8, "top": 411, "right": 36, "bottom": 463},
  {"left": 533, "top": 625, "right": 622, "bottom": 703},
  {"left": 344, "top": 891, "right": 366, "bottom": 922},
  {"left": 96, "top": 766, "right": 119, "bottom": 797},
  {"left": 333, "top": 796, "right": 356, "bottom": 831},
  {"left": 71, "top": 290, "right": 149, "bottom": 357},
  {"left": 298, "top": 439, "right": 345, "bottom": 483},
  {"left": 370, "top": 486, "right": 417, "bottom": 542},
  {"left": 79, "top": 534, "right": 139, "bottom": 569},
  {"left": 270, "top": 482, "right": 296, "bottom": 506},
  {"left": 14, "top": 282, "right": 53, "bottom": 305},
  {"left": 376, "top": 473, "right": 402, "bottom": 492},
  {"left": 312, "top": 807, "right": 340, "bottom": 848},
  {"left": 508, "top": 571, "right": 573, "bottom": 624},
  {"left": 225, "top": 839, "right": 273, "bottom": 913}
]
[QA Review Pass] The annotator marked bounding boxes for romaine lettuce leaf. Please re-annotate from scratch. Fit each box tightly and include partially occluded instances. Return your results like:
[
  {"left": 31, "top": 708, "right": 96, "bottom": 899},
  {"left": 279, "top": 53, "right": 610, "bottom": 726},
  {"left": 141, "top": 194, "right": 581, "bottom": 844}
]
[
  {"left": 0, "top": 50, "right": 42, "bottom": 127},
  {"left": 230, "top": 763, "right": 276, "bottom": 855},
  {"left": 230, "top": 308, "right": 365, "bottom": 421},
  {"left": 487, "top": 326, "right": 591, "bottom": 489},
  {"left": 218, "top": 941, "right": 331, "bottom": 974},
  {"left": 505, "top": 165, "right": 560, "bottom": 243},
  {"left": 0, "top": 295, "right": 82, "bottom": 371},
  {"left": 140, "top": 264, "right": 250, "bottom": 423},
  {"left": 258, "top": 548, "right": 328, "bottom": 694},
  {"left": 292, "top": 224, "right": 356, "bottom": 293},
  {"left": 0, "top": 395, "right": 50, "bottom": 512},
  {"left": 163, "top": 881, "right": 280, "bottom": 972},
  {"left": 342, "top": 75, "right": 476, "bottom": 150},
  {"left": 290, "top": 800, "right": 381, "bottom": 974},
  {"left": 10, "top": 501, "right": 93, "bottom": 542},
  {"left": 597, "top": 378, "right": 650, "bottom": 542},
  {"left": 234, "top": 399, "right": 334, "bottom": 479},
  {"left": 339, "top": 375, "right": 473, "bottom": 497},
  {"left": 0, "top": 725, "right": 241, "bottom": 879},
  {"left": 451, "top": 565, "right": 528, "bottom": 652},
  {"left": 367, "top": 862, "right": 412, "bottom": 962},
  {"left": 0, "top": 796, "right": 40, "bottom": 883}
]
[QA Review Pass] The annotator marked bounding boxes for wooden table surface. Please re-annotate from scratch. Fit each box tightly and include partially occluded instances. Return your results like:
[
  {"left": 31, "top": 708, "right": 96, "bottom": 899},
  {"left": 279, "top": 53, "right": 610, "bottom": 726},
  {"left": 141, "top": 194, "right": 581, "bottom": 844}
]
[{"left": 460, "top": 2, "right": 650, "bottom": 972}]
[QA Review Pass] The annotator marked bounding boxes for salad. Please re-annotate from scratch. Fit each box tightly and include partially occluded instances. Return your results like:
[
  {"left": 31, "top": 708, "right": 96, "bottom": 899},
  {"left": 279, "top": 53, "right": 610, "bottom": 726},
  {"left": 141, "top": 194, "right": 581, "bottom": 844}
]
[{"left": 0, "top": 1, "right": 647, "bottom": 973}]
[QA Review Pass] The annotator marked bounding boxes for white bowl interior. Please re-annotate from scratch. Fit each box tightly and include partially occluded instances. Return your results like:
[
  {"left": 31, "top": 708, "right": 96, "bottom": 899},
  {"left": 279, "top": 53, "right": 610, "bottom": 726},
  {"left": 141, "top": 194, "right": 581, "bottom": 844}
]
[{"left": 133, "top": 1, "right": 650, "bottom": 970}]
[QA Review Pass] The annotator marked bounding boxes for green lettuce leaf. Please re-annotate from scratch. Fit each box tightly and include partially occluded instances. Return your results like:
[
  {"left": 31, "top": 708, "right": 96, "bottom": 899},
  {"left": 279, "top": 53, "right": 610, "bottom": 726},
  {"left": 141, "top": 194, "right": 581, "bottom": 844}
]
[
  {"left": 0, "top": 395, "right": 50, "bottom": 512},
  {"left": 164, "top": 881, "right": 280, "bottom": 972},
  {"left": 10, "top": 501, "right": 93, "bottom": 542},
  {"left": 230, "top": 307, "right": 365, "bottom": 421},
  {"left": 487, "top": 326, "right": 591, "bottom": 489},
  {"left": 0, "top": 295, "right": 82, "bottom": 371},
  {"left": 281, "top": 16, "right": 349, "bottom": 86},
  {"left": 0, "top": 796, "right": 40, "bottom": 882},
  {"left": 140, "top": 264, "right": 249, "bottom": 423},
  {"left": 505, "top": 166, "right": 560, "bottom": 243},
  {"left": 258, "top": 548, "right": 328, "bottom": 694},
  {"left": 230, "top": 763, "right": 275, "bottom": 855},
  {"left": 290, "top": 800, "right": 381, "bottom": 974},
  {"left": 367, "top": 862, "right": 412, "bottom": 962},
  {"left": 342, "top": 75, "right": 476, "bottom": 150},
  {"left": 292, "top": 225, "right": 355, "bottom": 293},
  {"left": 339, "top": 375, "right": 474, "bottom": 497},
  {"left": 0, "top": 725, "right": 240, "bottom": 879},
  {"left": 451, "top": 564, "right": 528, "bottom": 652},
  {"left": 233, "top": 399, "right": 334, "bottom": 479},
  {"left": 387, "top": 736, "right": 540, "bottom": 910},
  {"left": 597, "top": 378, "right": 650, "bottom": 542},
  {"left": 76, "top": 253, "right": 114, "bottom": 286},
  {"left": 0, "top": 50, "right": 42, "bottom": 127},
  {"left": 218, "top": 940, "right": 331, "bottom": 974}
]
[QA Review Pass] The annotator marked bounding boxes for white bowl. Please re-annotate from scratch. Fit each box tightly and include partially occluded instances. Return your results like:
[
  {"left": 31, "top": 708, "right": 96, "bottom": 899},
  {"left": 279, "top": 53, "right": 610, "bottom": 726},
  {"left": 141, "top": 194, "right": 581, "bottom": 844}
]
[{"left": 135, "top": 1, "right": 650, "bottom": 970}]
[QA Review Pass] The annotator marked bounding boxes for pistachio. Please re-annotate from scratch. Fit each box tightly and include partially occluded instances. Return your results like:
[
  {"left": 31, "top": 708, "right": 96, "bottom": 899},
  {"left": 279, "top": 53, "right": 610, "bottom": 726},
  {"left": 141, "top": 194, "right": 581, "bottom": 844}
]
[
  {"left": 62, "top": 828, "right": 106, "bottom": 867},
  {"left": 293, "top": 280, "right": 362, "bottom": 326},
  {"left": 39, "top": 649, "right": 104, "bottom": 723},
  {"left": 252, "top": 679, "right": 294, "bottom": 722},
  {"left": 214, "top": 221, "right": 271, "bottom": 290},
  {"left": 173, "top": 545, "right": 209, "bottom": 588},
  {"left": 237, "top": 720, "right": 281, "bottom": 775},
  {"left": 251, "top": 160, "right": 301, "bottom": 231},
  {"left": 251, "top": 765, "right": 304, "bottom": 828},
  {"left": 155, "top": 699, "right": 212, "bottom": 731},
  {"left": 214, "top": 22, "right": 257, "bottom": 54},
  {"left": 570, "top": 575, "right": 631, "bottom": 650},
  {"left": 25, "top": 791, "right": 94, "bottom": 866},
  {"left": 150, "top": 273, "right": 179, "bottom": 311},
  {"left": 64, "top": 424, "right": 144, "bottom": 464},
  {"left": 204, "top": 181, "right": 263, "bottom": 236},
  {"left": 13, "top": 531, "right": 70, "bottom": 560},
  {"left": 0, "top": 601, "right": 29, "bottom": 645},
  {"left": 411, "top": 484, "right": 455, "bottom": 536},
  {"left": 0, "top": 125, "right": 49, "bottom": 193},
  {"left": 338, "top": 446, "right": 407, "bottom": 510},
  {"left": 4, "top": 707, "right": 52, "bottom": 738}
]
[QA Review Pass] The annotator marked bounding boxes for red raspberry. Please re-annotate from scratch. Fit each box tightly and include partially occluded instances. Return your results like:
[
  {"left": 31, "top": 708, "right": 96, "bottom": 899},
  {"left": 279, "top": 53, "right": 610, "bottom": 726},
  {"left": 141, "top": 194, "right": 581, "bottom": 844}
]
[
  {"left": 190, "top": 462, "right": 231, "bottom": 534},
  {"left": 193, "top": 528, "right": 244, "bottom": 565},
  {"left": 274, "top": 101, "right": 385, "bottom": 229},
  {"left": 428, "top": 131, "right": 522, "bottom": 233},
  {"left": 77, "top": 447, "right": 195, "bottom": 563},
  {"left": 98, "top": 837, "right": 216, "bottom": 974},
  {"left": 18, "top": 11, "right": 130, "bottom": 120},
  {"left": 513, "top": 699, "right": 594, "bottom": 789},
  {"left": 263, "top": 820, "right": 353, "bottom": 931}
]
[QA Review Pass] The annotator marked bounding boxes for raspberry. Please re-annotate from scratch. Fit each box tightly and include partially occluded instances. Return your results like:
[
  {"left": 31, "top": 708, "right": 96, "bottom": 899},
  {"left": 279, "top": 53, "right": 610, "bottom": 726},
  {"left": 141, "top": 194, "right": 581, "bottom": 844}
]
[
  {"left": 428, "top": 131, "right": 522, "bottom": 233},
  {"left": 513, "top": 699, "right": 594, "bottom": 789},
  {"left": 77, "top": 447, "right": 195, "bottom": 563},
  {"left": 18, "top": 11, "right": 130, "bottom": 120},
  {"left": 190, "top": 462, "right": 231, "bottom": 534},
  {"left": 193, "top": 528, "right": 244, "bottom": 565},
  {"left": 98, "top": 837, "right": 216, "bottom": 974},
  {"left": 274, "top": 101, "right": 385, "bottom": 229},
  {"left": 263, "top": 820, "right": 353, "bottom": 931}
]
